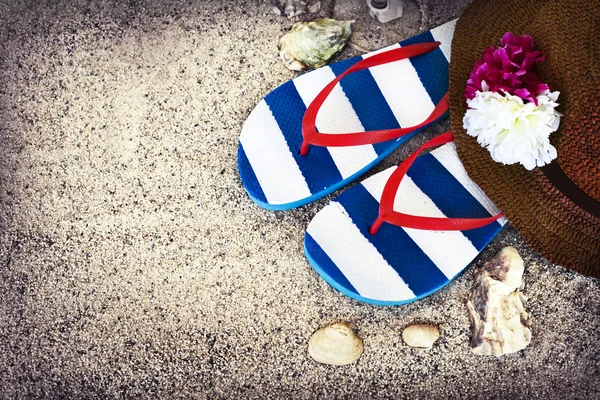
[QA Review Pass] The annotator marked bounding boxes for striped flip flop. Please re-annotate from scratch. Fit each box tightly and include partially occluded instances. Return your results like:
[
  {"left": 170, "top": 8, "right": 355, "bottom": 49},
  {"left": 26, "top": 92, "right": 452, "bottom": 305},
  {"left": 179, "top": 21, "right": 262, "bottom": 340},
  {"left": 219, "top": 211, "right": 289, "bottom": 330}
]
[
  {"left": 238, "top": 20, "right": 456, "bottom": 210},
  {"left": 304, "top": 132, "right": 506, "bottom": 306}
]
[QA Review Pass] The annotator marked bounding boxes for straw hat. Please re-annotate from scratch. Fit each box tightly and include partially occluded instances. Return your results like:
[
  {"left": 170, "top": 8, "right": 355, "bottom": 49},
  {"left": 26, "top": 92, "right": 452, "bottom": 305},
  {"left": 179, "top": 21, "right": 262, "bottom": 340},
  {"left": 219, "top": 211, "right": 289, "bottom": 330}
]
[{"left": 449, "top": 0, "right": 600, "bottom": 277}]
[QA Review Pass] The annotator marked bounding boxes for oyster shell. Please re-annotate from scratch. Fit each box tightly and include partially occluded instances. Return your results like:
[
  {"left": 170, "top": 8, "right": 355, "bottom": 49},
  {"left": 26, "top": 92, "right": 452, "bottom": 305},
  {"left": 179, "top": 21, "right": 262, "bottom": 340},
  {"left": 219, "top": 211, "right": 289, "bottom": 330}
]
[
  {"left": 279, "top": 18, "right": 353, "bottom": 71},
  {"left": 467, "top": 246, "right": 532, "bottom": 356},
  {"left": 402, "top": 324, "right": 440, "bottom": 349},
  {"left": 308, "top": 322, "right": 363, "bottom": 365}
]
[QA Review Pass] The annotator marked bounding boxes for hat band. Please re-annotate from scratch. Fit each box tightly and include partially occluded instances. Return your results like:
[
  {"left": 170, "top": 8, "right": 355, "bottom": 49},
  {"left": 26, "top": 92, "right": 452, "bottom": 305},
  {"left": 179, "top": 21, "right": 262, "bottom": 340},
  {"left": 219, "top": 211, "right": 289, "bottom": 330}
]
[{"left": 541, "top": 162, "right": 600, "bottom": 218}]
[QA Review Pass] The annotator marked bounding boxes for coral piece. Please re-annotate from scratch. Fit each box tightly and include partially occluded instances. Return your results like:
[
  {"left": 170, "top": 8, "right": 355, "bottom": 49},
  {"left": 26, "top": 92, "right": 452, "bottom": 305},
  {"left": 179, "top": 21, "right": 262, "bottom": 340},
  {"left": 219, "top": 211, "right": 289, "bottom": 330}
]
[
  {"left": 402, "top": 324, "right": 440, "bottom": 349},
  {"left": 308, "top": 322, "right": 363, "bottom": 365},
  {"left": 467, "top": 246, "right": 532, "bottom": 356}
]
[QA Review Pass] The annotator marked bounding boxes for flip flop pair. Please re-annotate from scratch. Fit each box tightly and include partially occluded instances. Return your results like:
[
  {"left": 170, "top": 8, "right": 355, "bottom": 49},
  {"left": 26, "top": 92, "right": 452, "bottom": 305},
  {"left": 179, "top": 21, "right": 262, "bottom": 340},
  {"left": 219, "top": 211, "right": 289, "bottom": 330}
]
[{"left": 238, "top": 20, "right": 506, "bottom": 305}]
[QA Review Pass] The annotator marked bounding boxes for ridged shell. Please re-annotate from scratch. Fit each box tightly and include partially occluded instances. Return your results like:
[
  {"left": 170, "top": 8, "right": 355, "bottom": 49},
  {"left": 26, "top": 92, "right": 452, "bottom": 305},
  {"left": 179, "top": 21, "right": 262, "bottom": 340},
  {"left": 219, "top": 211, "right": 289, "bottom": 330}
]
[
  {"left": 402, "top": 324, "right": 440, "bottom": 349},
  {"left": 308, "top": 322, "right": 363, "bottom": 365}
]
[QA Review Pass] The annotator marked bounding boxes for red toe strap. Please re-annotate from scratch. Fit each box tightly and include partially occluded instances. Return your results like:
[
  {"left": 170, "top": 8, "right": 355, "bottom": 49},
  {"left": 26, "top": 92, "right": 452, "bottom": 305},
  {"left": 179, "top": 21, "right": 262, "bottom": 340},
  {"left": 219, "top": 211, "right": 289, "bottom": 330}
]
[
  {"left": 369, "top": 131, "right": 505, "bottom": 235},
  {"left": 300, "top": 42, "right": 448, "bottom": 156}
]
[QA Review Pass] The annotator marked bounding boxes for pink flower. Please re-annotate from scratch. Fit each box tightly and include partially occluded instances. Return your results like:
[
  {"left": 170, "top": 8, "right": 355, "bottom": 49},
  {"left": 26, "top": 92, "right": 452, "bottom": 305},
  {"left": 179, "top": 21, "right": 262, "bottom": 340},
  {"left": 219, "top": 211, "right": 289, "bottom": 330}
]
[{"left": 465, "top": 32, "right": 549, "bottom": 104}]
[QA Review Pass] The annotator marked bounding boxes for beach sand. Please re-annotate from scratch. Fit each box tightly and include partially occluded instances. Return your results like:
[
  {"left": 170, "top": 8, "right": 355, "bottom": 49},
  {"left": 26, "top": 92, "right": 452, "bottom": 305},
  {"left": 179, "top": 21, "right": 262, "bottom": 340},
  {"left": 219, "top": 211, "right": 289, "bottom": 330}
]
[{"left": 0, "top": 0, "right": 598, "bottom": 398}]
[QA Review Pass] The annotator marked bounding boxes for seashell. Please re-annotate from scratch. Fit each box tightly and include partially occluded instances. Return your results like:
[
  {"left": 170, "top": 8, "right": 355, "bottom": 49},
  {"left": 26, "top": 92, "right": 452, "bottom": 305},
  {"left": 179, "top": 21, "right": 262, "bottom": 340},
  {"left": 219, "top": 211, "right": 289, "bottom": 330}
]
[
  {"left": 279, "top": 18, "right": 353, "bottom": 71},
  {"left": 273, "top": 0, "right": 321, "bottom": 18},
  {"left": 467, "top": 246, "right": 532, "bottom": 356},
  {"left": 308, "top": 322, "right": 363, "bottom": 365},
  {"left": 402, "top": 324, "right": 440, "bottom": 349}
]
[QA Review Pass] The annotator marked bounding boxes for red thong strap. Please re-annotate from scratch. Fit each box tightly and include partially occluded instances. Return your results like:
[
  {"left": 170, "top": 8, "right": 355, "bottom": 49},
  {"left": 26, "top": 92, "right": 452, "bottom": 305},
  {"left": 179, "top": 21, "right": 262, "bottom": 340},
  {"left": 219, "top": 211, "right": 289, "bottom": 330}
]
[
  {"left": 369, "top": 131, "right": 505, "bottom": 235},
  {"left": 300, "top": 41, "right": 449, "bottom": 156}
]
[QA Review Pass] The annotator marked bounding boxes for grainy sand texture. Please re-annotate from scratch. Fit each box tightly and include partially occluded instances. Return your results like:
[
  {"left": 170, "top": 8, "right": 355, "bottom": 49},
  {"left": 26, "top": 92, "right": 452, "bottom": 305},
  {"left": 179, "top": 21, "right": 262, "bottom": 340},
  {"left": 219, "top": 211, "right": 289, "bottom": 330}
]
[{"left": 0, "top": 0, "right": 599, "bottom": 398}]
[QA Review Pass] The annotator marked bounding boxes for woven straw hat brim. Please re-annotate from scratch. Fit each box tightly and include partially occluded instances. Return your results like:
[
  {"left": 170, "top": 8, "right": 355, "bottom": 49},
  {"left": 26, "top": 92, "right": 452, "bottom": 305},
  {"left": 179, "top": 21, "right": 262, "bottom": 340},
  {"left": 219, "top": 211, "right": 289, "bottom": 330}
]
[{"left": 449, "top": 0, "right": 600, "bottom": 277}]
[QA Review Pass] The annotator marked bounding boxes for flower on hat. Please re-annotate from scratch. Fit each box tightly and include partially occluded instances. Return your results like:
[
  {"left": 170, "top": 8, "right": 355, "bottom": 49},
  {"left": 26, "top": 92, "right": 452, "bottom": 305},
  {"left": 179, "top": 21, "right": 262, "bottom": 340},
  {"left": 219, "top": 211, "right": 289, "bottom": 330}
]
[
  {"left": 463, "top": 33, "right": 561, "bottom": 170},
  {"left": 464, "top": 90, "right": 561, "bottom": 170},
  {"left": 465, "top": 32, "right": 549, "bottom": 105}
]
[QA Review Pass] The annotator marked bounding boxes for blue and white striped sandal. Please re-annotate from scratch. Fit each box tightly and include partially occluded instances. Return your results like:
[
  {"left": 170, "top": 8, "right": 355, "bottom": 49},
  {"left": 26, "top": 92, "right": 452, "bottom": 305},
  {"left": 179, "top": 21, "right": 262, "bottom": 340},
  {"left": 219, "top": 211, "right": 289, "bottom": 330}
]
[
  {"left": 238, "top": 20, "right": 456, "bottom": 210},
  {"left": 304, "top": 132, "right": 506, "bottom": 306}
]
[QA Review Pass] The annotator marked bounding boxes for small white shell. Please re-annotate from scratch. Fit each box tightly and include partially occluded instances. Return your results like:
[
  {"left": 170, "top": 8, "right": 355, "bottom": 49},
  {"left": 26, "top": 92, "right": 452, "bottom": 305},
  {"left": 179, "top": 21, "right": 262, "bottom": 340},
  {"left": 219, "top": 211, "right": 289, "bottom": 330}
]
[
  {"left": 402, "top": 324, "right": 440, "bottom": 349},
  {"left": 308, "top": 322, "right": 363, "bottom": 365}
]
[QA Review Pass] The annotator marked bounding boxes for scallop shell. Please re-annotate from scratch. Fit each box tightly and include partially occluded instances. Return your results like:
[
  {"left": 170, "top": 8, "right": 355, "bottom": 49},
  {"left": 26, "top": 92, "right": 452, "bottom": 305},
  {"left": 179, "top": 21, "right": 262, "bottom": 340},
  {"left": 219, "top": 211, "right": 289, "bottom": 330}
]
[
  {"left": 402, "top": 324, "right": 440, "bottom": 349},
  {"left": 308, "top": 322, "right": 363, "bottom": 365}
]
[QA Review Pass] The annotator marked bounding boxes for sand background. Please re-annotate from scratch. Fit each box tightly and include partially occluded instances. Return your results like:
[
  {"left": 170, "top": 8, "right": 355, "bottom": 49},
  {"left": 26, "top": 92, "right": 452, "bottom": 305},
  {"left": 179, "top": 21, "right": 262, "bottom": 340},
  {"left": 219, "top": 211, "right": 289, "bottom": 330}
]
[{"left": 0, "top": 0, "right": 598, "bottom": 398}]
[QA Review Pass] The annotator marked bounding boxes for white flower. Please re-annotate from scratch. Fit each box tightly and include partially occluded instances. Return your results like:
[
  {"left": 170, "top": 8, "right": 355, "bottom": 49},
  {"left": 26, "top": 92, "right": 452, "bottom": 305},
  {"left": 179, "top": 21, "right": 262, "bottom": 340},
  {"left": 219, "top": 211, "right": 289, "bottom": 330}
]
[{"left": 463, "top": 90, "right": 561, "bottom": 170}]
